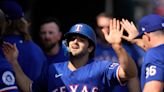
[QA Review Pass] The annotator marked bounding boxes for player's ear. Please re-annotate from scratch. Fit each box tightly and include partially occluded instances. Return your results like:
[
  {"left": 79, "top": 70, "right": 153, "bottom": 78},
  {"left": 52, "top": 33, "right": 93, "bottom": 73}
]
[
  {"left": 88, "top": 46, "right": 94, "bottom": 53},
  {"left": 143, "top": 32, "right": 151, "bottom": 41}
]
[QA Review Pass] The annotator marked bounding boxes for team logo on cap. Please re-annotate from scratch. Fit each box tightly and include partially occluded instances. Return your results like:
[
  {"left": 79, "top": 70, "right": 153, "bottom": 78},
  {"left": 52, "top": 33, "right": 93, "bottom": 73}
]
[
  {"left": 2, "top": 71, "right": 15, "bottom": 85},
  {"left": 75, "top": 24, "right": 83, "bottom": 32},
  {"left": 142, "top": 27, "right": 145, "bottom": 31}
]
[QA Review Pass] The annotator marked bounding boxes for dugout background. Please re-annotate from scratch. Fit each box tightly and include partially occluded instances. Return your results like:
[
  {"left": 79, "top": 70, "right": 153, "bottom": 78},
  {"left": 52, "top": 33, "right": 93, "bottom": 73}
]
[{"left": 12, "top": 0, "right": 134, "bottom": 44}]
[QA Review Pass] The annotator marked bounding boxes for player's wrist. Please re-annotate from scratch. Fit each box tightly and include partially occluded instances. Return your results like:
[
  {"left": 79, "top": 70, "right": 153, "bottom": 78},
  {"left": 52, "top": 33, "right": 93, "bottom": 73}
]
[
  {"left": 9, "top": 59, "right": 19, "bottom": 66},
  {"left": 112, "top": 43, "right": 122, "bottom": 49}
]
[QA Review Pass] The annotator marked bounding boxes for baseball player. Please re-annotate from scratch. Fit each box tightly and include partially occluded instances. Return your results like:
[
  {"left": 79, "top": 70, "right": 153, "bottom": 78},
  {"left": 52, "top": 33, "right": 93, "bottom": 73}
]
[
  {"left": 0, "top": 9, "right": 19, "bottom": 92},
  {"left": 95, "top": 12, "right": 118, "bottom": 62},
  {"left": 0, "top": 0, "right": 46, "bottom": 81},
  {"left": 121, "top": 14, "right": 164, "bottom": 92},
  {"left": 39, "top": 17, "right": 69, "bottom": 65},
  {"left": 3, "top": 19, "right": 137, "bottom": 92},
  {"left": 95, "top": 12, "right": 141, "bottom": 92}
]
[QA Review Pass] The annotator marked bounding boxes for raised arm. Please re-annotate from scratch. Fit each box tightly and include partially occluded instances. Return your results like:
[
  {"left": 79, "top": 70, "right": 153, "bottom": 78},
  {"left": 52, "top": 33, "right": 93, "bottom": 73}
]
[
  {"left": 102, "top": 18, "right": 137, "bottom": 81},
  {"left": 2, "top": 42, "right": 32, "bottom": 92}
]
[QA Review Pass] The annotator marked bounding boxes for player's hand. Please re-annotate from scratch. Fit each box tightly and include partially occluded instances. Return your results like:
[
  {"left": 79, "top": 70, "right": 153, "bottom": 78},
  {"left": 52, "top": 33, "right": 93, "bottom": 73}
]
[
  {"left": 120, "top": 19, "right": 139, "bottom": 43},
  {"left": 102, "top": 18, "right": 124, "bottom": 46},
  {"left": 120, "top": 19, "right": 147, "bottom": 51},
  {"left": 2, "top": 42, "right": 19, "bottom": 64}
]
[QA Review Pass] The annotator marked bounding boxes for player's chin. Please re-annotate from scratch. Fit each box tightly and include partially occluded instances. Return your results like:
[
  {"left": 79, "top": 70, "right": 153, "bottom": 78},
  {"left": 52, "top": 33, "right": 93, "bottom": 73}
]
[{"left": 70, "top": 51, "right": 80, "bottom": 56}]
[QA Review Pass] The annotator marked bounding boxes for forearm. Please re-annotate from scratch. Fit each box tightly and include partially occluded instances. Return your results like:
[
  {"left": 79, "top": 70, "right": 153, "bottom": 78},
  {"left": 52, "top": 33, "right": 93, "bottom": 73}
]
[
  {"left": 112, "top": 44, "right": 137, "bottom": 79},
  {"left": 11, "top": 60, "right": 32, "bottom": 92},
  {"left": 128, "top": 77, "right": 141, "bottom": 92}
]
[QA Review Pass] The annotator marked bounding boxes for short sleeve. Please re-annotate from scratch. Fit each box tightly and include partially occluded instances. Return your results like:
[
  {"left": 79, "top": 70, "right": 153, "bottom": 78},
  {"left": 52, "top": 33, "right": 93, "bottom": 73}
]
[
  {"left": 145, "top": 63, "right": 164, "bottom": 83},
  {"left": 0, "top": 69, "right": 18, "bottom": 92},
  {"left": 103, "top": 63, "right": 126, "bottom": 90},
  {"left": 144, "top": 48, "right": 164, "bottom": 83}
]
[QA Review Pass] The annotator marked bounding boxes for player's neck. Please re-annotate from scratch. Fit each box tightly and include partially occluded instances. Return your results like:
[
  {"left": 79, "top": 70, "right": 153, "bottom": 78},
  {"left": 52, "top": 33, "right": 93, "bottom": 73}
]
[
  {"left": 150, "top": 36, "right": 164, "bottom": 48},
  {"left": 68, "top": 55, "right": 89, "bottom": 71}
]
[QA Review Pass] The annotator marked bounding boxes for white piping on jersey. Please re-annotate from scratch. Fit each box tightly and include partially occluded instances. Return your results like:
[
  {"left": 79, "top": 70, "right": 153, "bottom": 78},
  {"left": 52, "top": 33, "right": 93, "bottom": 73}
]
[
  {"left": 0, "top": 86, "right": 18, "bottom": 91},
  {"left": 116, "top": 66, "right": 127, "bottom": 86}
]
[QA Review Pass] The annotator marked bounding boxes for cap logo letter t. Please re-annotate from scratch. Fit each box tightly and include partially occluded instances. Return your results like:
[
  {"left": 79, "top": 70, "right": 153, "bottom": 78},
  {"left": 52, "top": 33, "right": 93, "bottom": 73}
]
[{"left": 75, "top": 24, "right": 83, "bottom": 32}]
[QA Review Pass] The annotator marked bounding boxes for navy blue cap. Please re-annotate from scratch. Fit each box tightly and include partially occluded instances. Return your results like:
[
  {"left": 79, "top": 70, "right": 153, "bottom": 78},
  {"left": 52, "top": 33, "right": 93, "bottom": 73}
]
[
  {"left": 136, "top": 14, "right": 164, "bottom": 38},
  {"left": 0, "top": 0, "right": 24, "bottom": 20}
]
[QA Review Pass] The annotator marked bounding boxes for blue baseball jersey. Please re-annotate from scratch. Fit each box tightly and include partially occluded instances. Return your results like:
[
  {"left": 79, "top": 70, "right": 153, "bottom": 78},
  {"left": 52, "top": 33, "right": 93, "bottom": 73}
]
[
  {"left": 1, "top": 35, "right": 47, "bottom": 81},
  {"left": 31, "top": 60, "right": 123, "bottom": 92},
  {"left": 141, "top": 44, "right": 164, "bottom": 90},
  {"left": 46, "top": 42, "right": 69, "bottom": 65},
  {"left": 0, "top": 55, "right": 18, "bottom": 92}
]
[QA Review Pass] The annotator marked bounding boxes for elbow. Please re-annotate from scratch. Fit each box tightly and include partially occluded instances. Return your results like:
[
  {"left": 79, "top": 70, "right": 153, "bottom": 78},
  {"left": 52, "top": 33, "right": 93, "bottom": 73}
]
[{"left": 119, "top": 66, "right": 138, "bottom": 80}]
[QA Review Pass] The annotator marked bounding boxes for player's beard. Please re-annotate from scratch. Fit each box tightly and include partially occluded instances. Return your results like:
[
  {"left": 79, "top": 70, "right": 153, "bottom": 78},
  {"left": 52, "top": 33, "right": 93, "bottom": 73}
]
[
  {"left": 69, "top": 49, "right": 88, "bottom": 59},
  {"left": 43, "top": 42, "right": 57, "bottom": 52}
]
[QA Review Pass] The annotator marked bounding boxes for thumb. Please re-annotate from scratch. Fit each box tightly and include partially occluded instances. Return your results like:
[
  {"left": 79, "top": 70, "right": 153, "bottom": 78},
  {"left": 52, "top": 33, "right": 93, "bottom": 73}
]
[
  {"left": 13, "top": 43, "right": 16, "bottom": 47},
  {"left": 101, "top": 29, "right": 109, "bottom": 38},
  {"left": 122, "top": 35, "right": 129, "bottom": 41},
  {"left": 13, "top": 43, "right": 17, "bottom": 49},
  {"left": 13, "top": 43, "right": 18, "bottom": 52}
]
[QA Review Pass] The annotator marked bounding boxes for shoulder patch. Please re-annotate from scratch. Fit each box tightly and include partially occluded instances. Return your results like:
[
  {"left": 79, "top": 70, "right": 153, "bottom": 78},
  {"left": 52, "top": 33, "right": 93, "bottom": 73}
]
[{"left": 2, "top": 71, "right": 15, "bottom": 85}]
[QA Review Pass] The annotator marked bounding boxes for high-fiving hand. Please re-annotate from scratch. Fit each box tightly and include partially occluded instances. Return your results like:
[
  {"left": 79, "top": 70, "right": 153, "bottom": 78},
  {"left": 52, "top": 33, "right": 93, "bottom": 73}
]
[
  {"left": 102, "top": 18, "right": 124, "bottom": 46},
  {"left": 120, "top": 19, "right": 139, "bottom": 42},
  {"left": 120, "top": 19, "right": 147, "bottom": 51}
]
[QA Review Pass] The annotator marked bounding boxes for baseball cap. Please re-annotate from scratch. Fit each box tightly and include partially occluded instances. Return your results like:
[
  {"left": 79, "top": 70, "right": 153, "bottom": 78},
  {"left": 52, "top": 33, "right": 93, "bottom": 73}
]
[
  {"left": 64, "top": 23, "right": 97, "bottom": 46},
  {"left": 136, "top": 14, "right": 164, "bottom": 38},
  {"left": 0, "top": 0, "right": 24, "bottom": 20}
]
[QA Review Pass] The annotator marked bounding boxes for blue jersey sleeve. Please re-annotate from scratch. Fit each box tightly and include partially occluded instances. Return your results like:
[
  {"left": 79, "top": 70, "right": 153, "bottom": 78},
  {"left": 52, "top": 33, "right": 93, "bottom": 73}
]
[
  {"left": 106, "top": 63, "right": 119, "bottom": 79},
  {"left": 103, "top": 63, "right": 126, "bottom": 91},
  {"left": 0, "top": 68, "right": 18, "bottom": 92},
  {"left": 144, "top": 48, "right": 164, "bottom": 83}
]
